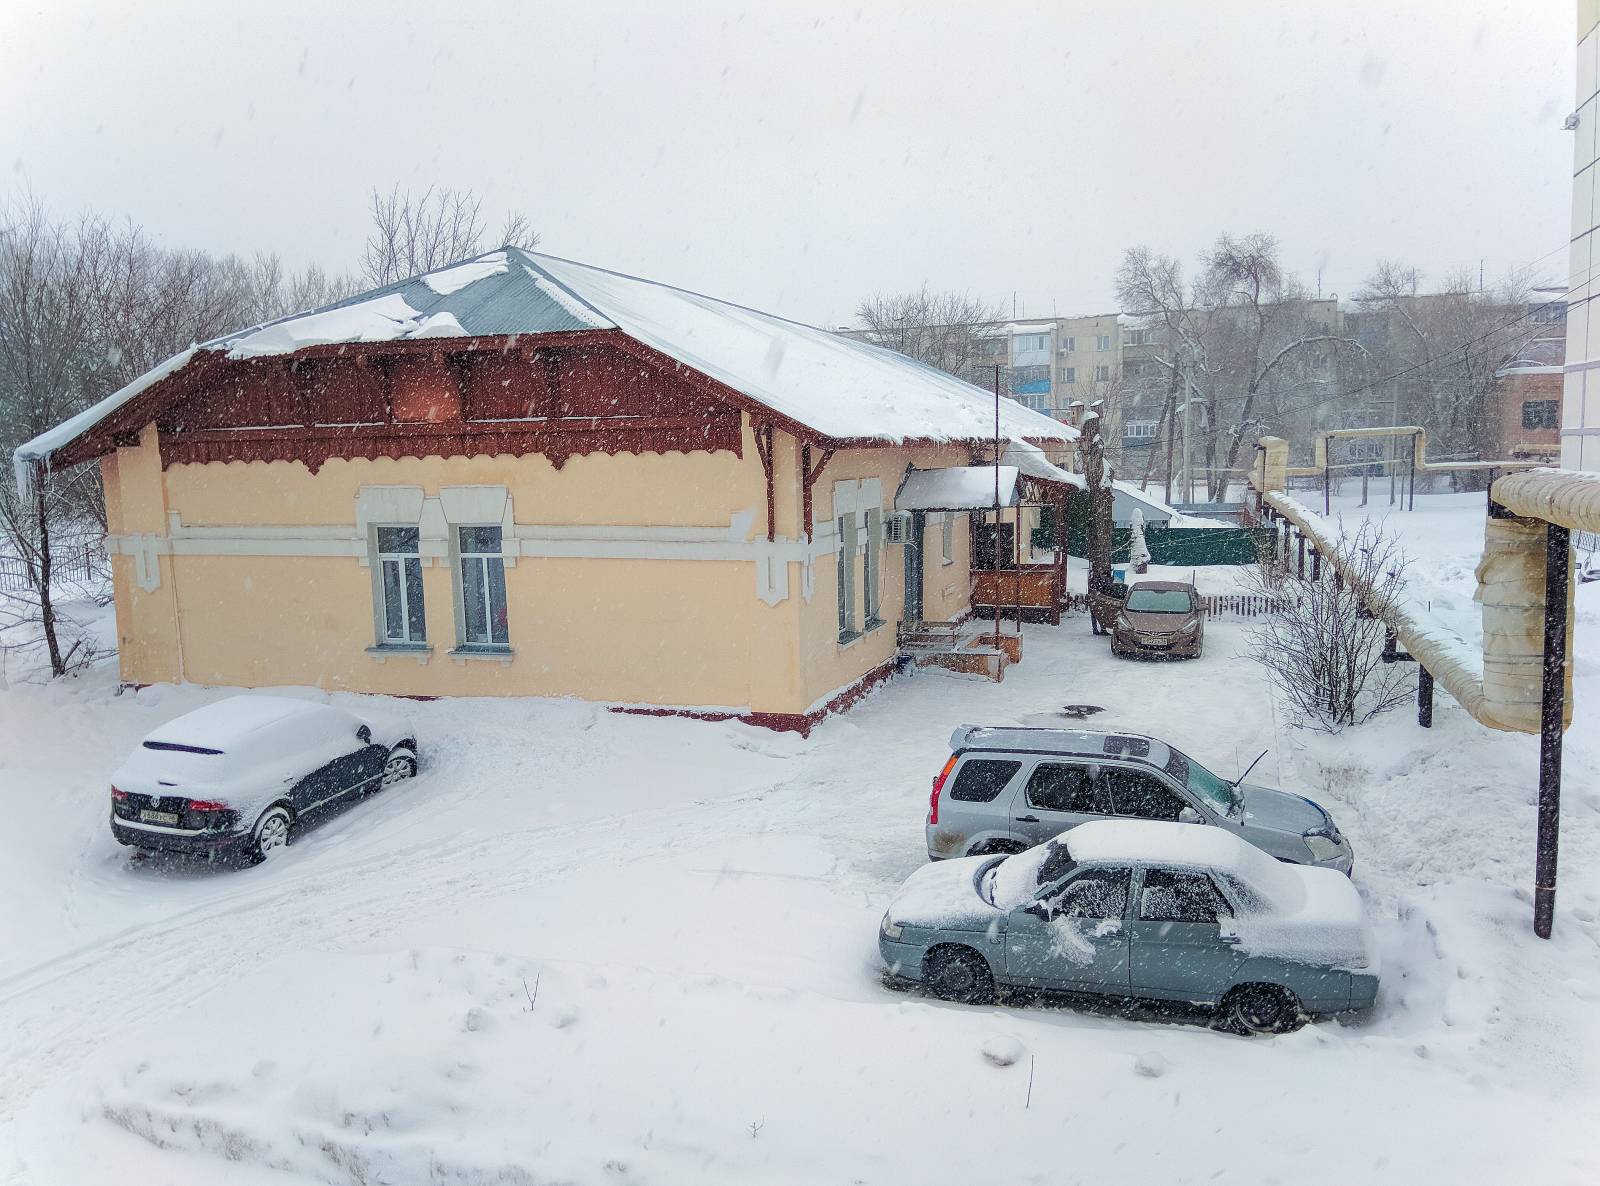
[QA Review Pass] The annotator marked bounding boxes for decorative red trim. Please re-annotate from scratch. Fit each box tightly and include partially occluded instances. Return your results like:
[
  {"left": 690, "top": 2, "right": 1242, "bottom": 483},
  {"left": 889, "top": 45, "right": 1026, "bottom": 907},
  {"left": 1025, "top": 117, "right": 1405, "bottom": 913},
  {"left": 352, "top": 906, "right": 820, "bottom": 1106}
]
[
  {"left": 609, "top": 656, "right": 901, "bottom": 737},
  {"left": 752, "top": 422, "right": 776, "bottom": 541},
  {"left": 159, "top": 415, "right": 741, "bottom": 472},
  {"left": 800, "top": 442, "right": 835, "bottom": 540}
]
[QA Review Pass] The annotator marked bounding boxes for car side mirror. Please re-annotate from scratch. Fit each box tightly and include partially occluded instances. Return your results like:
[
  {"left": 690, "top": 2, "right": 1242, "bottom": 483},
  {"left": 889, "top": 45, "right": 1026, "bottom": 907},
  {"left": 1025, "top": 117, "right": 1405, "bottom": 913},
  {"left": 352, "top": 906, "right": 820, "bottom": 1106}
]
[
  {"left": 356, "top": 725, "right": 372, "bottom": 744},
  {"left": 1177, "top": 806, "right": 1204, "bottom": 825},
  {"left": 1023, "top": 901, "right": 1051, "bottom": 921}
]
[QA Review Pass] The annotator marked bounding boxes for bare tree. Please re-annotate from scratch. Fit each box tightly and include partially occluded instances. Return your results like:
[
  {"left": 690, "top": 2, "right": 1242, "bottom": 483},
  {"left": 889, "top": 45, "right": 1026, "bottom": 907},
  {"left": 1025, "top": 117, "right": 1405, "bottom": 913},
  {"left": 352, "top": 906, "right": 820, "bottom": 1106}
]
[
  {"left": 1082, "top": 411, "right": 1117, "bottom": 633},
  {"left": 1116, "top": 235, "right": 1362, "bottom": 500},
  {"left": 1243, "top": 518, "right": 1413, "bottom": 731},
  {"left": 361, "top": 185, "right": 540, "bottom": 286},
  {"left": 1350, "top": 260, "right": 1539, "bottom": 477},
  {"left": 853, "top": 286, "right": 1006, "bottom": 381},
  {"left": 0, "top": 193, "right": 355, "bottom": 678}
]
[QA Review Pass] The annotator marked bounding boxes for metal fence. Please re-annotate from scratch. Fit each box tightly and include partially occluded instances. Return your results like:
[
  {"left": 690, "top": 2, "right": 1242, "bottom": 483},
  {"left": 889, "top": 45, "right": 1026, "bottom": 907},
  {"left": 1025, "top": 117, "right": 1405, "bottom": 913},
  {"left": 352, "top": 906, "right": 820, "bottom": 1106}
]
[
  {"left": 0, "top": 541, "right": 106, "bottom": 594},
  {"left": 1063, "top": 591, "right": 1292, "bottom": 618}
]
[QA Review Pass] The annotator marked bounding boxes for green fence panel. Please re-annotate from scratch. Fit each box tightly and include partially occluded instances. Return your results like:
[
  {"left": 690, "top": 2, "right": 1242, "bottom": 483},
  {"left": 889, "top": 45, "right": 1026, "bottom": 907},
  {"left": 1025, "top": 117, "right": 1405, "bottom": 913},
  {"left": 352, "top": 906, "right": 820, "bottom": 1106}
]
[{"left": 1032, "top": 500, "right": 1273, "bottom": 567}]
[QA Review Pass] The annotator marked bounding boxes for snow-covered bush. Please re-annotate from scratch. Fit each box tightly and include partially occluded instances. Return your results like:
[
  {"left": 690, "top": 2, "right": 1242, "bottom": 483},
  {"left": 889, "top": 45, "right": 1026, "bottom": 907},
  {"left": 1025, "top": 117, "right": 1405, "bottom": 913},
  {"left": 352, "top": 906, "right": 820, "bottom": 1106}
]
[
  {"left": 1128, "top": 507, "right": 1151, "bottom": 574},
  {"left": 1244, "top": 518, "right": 1413, "bottom": 731}
]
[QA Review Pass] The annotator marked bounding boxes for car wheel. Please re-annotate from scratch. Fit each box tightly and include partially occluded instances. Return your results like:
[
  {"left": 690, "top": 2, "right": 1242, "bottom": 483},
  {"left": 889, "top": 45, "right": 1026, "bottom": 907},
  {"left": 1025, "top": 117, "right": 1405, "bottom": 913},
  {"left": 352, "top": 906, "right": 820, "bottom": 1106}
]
[
  {"left": 924, "top": 946, "right": 995, "bottom": 1005},
  {"left": 1218, "top": 984, "right": 1305, "bottom": 1035},
  {"left": 251, "top": 805, "right": 293, "bottom": 862},
  {"left": 380, "top": 750, "right": 418, "bottom": 788}
]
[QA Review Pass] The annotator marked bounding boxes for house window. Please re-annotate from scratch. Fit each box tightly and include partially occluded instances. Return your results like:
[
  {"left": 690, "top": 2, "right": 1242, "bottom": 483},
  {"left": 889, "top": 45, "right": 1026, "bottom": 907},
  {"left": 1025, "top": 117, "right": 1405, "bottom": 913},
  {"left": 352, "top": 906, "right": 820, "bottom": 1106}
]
[
  {"left": 1095, "top": 364, "right": 1112, "bottom": 382},
  {"left": 1095, "top": 334, "right": 1111, "bottom": 351},
  {"left": 837, "top": 514, "right": 858, "bottom": 641},
  {"left": 941, "top": 513, "right": 955, "bottom": 564},
  {"left": 1062, "top": 337, "right": 1076, "bottom": 353},
  {"left": 864, "top": 508, "right": 883, "bottom": 627},
  {"left": 458, "top": 525, "right": 509, "bottom": 647},
  {"left": 1123, "top": 328, "right": 1153, "bottom": 346},
  {"left": 1522, "top": 400, "right": 1559, "bottom": 429},
  {"left": 375, "top": 527, "right": 426, "bottom": 645},
  {"left": 1061, "top": 366, "right": 1076, "bottom": 383}
]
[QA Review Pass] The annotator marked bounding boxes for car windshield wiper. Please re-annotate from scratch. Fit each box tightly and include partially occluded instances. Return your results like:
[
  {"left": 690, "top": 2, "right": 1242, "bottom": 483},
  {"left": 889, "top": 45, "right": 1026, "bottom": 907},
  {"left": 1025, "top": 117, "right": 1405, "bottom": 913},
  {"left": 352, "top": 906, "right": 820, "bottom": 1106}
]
[{"left": 1228, "top": 750, "right": 1269, "bottom": 807}]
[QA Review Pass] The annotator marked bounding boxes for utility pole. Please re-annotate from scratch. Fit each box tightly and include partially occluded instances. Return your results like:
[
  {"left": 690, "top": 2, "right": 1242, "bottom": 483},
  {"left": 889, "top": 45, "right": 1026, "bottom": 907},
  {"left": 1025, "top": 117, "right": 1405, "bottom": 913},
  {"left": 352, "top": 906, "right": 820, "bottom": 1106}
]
[
  {"left": 1388, "top": 382, "right": 1400, "bottom": 506},
  {"left": 1180, "top": 361, "right": 1193, "bottom": 506},
  {"left": 993, "top": 365, "right": 1003, "bottom": 647}
]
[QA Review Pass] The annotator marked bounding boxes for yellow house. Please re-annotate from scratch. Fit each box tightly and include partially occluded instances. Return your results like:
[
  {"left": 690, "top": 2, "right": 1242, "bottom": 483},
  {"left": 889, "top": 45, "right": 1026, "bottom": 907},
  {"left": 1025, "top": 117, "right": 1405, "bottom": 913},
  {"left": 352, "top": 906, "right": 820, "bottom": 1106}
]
[{"left": 16, "top": 249, "right": 1076, "bottom": 732}]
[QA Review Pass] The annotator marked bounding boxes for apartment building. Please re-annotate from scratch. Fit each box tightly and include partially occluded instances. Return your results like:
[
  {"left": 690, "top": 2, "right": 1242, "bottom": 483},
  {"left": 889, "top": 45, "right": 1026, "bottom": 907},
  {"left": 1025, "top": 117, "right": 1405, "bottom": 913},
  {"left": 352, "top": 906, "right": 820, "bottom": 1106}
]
[
  {"left": 1566, "top": 1, "right": 1600, "bottom": 470},
  {"left": 974, "top": 312, "right": 1129, "bottom": 434}
]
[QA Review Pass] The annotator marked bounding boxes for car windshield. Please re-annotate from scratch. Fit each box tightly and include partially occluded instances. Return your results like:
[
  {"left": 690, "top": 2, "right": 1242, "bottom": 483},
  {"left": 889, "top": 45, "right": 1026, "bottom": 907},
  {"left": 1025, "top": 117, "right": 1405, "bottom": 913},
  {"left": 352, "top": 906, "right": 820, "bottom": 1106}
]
[
  {"left": 1163, "top": 747, "right": 1236, "bottom": 813},
  {"left": 1124, "top": 589, "right": 1193, "bottom": 613}
]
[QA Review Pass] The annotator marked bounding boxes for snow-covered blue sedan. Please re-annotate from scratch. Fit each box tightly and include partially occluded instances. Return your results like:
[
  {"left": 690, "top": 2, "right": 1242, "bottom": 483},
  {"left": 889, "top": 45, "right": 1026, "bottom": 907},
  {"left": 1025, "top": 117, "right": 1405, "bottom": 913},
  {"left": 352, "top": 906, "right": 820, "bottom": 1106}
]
[
  {"left": 109, "top": 696, "right": 418, "bottom": 863},
  {"left": 880, "top": 820, "right": 1379, "bottom": 1034}
]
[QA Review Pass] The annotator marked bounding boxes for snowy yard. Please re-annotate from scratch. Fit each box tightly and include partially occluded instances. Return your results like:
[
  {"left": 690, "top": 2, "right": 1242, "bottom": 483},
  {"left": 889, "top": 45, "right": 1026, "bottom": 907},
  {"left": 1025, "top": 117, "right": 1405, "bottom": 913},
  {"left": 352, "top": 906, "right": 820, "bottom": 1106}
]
[{"left": 5, "top": 503, "right": 1600, "bottom": 1183}]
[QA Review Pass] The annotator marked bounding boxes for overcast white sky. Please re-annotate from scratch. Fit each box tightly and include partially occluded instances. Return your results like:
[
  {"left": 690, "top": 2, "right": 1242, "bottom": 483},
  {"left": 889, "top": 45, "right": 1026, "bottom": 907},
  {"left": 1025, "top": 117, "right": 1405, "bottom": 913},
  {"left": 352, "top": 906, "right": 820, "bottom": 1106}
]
[{"left": 2, "top": 1, "right": 1574, "bottom": 328}]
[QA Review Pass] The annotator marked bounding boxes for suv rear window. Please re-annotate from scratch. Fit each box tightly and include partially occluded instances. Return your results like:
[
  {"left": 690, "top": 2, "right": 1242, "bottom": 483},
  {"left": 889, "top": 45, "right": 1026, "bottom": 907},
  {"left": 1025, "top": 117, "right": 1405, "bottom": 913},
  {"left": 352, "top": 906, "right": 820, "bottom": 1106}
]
[{"left": 948, "top": 758, "right": 1021, "bottom": 803}]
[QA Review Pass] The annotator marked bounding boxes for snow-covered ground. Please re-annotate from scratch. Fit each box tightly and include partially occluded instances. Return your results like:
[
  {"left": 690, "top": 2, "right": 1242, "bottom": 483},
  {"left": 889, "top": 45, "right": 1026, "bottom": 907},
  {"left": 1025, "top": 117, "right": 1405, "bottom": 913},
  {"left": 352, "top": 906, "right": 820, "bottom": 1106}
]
[{"left": 4, "top": 510, "right": 1600, "bottom": 1182}]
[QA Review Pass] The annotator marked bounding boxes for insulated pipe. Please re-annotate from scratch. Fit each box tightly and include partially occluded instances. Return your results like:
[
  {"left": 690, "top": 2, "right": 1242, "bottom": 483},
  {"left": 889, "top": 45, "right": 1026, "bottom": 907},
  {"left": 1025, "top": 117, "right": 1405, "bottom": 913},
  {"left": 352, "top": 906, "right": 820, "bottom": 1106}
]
[{"left": 1493, "top": 469, "right": 1600, "bottom": 534}]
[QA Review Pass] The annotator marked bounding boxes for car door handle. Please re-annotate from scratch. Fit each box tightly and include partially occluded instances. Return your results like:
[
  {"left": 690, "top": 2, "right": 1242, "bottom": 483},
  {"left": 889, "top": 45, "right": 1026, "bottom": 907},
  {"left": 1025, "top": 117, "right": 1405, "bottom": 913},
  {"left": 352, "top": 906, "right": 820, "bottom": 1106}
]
[
  {"left": 1219, "top": 934, "right": 1241, "bottom": 944},
  {"left": 1015, "top": 815, "right": 1040, "bottom": 823}
]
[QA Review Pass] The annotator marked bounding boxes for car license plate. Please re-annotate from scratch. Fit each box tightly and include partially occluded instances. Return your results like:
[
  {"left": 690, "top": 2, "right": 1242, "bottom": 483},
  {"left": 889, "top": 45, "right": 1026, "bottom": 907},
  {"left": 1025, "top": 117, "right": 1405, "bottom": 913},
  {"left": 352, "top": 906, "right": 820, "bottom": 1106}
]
[
  {"left": 139, "top": 809, "right": 180, "bottom": 826},
  {"left": 1137, "top": 634, "right": 1169, "bottom": 647}
]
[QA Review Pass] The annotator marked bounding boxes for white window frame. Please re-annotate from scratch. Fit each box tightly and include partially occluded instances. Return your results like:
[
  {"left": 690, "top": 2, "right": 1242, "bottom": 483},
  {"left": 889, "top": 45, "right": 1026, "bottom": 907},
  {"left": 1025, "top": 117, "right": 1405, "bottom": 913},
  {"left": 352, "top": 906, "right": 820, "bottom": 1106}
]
[
  {"left": 1062, "top": 336, "right": 1076, "bottom": 353},
  {"left": 836, "top": 513, "right": 858, "bottom": 642},
  {"left": 864, "top": 507, "right": 883, "bottom": 628},
  {"left": 454, "top": 524, "right": 511, "bottom": 651},
  {"left": 372, "top": 526, "right": 427, "bottom": 647},
  {"left": 1061, "top": 366, "right": 1075, "bottom": 383},
  {"left": 1095, "top": 364, "right": 1112, "bottom": 382},
  {"left": 1096, "top": 334, "right": 1111, "bottom": 351}
]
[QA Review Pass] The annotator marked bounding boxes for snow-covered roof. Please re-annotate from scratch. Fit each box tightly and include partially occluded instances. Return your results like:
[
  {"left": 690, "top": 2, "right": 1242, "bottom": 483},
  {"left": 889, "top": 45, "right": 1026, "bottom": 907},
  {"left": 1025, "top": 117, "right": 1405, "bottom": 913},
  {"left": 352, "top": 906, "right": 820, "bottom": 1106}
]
[
  {"left": 15, "top": 247, "right": 1075, "bottom": 489},
  {"left": 1004, "top": 440, "right": 1085, "bottom": 490},
  {"left": 895, "top": 466, "right": 1018, "bottom": 511}
]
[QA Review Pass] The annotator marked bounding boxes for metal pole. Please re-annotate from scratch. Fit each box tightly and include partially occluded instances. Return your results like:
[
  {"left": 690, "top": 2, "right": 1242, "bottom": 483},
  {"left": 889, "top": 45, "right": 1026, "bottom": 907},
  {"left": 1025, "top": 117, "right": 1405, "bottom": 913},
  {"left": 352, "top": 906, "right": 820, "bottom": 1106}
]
[
  {"left": 1408, "top": 432, "right": 1418, "bottom": 512},
  {"left": 1311, "top": 549, "right": 1321, "bottom": 582},
  {"left": 1388, "top": 390, "right": 1399, "bottom": 506},
  {"left": 993, "top": 365, "right": 1003, "bottom": 648},
  {"left": 1534, "top": 523, "right": 1571, "bottom": 939},
  {"left": 1323, "top": 454, "right": 1330, "bottom": 516},
  {"left": 1417, "top": 667, "right": 1434, "bottom": 728},
  {"left": 1181, "top": 366, "right": 1193, "bottom": 505},
  {"left": 1296, "top": 532, "right": 1305, "bottom": 579}
]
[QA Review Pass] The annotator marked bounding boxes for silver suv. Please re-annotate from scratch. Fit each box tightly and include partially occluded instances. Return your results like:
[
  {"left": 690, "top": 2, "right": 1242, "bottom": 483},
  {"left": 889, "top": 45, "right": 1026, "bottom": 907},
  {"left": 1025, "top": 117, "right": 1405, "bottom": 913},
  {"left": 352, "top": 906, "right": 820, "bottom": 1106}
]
[{"left": 925, "top": 726, "right": 1353, "bottom": 874}]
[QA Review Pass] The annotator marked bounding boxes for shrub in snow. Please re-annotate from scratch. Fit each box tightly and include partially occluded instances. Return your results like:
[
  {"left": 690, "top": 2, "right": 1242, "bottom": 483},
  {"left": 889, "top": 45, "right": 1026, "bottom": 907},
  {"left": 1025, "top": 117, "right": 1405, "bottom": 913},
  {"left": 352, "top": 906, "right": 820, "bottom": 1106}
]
[
  {"left": 981, "top": 1036, "right": 1025, "bottom": 1067},
  {"left": 1244, "top": 518, "right": 1413, "bottom": 731},
  {"left": 1128, "top": 507, "right": 1151, "bottom": 574},
  {"left": 1134, "top": 1052, "right": 1169, "bottom": 1078}
]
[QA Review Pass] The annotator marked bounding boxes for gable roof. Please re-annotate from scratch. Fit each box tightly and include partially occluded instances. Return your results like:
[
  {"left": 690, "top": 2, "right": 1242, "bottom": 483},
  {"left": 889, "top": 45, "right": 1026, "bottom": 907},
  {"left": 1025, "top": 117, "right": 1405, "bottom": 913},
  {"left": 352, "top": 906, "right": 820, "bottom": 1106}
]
[{"left": 13, "top": 247, "right": 1075, "bottom": 489}]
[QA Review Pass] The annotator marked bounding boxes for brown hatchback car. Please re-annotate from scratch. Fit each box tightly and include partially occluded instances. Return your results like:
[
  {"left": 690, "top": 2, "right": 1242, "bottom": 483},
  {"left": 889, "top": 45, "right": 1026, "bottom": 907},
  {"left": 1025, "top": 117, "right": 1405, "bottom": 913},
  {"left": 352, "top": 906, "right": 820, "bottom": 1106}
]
[{"left": 1109, "top": 580, "right": 1205, "bottom": 658}]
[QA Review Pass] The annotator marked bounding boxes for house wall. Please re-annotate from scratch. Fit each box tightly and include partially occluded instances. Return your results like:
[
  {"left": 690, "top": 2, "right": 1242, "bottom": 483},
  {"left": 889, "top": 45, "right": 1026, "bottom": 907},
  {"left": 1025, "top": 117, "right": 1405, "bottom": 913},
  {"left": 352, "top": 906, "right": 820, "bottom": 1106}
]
[
  {"left": 104, "top": 416, "right": 823, "bottom": 714},
  {"left": 99, "top": 415, "right": 980, "bottom": 723},
  {"left": 797, "top": 442, "right": 974, "bottom": 711},
  {"left": 1495, "top": 372, "right": 1562, "bottom": 461}
]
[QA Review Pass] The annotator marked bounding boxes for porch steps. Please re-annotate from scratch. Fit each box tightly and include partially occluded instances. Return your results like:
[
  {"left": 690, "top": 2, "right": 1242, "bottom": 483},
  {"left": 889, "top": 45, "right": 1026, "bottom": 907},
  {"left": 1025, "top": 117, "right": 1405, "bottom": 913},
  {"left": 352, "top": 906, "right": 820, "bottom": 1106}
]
[{"left": 897, "top": 621, "right": 1020, "bottom": 682}]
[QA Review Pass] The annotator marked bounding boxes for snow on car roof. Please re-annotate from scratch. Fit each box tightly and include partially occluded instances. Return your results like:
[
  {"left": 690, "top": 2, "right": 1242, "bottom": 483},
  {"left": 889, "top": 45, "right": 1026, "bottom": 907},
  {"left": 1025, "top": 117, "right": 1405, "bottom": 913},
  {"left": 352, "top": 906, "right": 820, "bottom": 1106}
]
[
  {"left": 144, "top": 695, "right": 334, "bottom": 752},
  {"left": 1064, "top": 820, "right": 1302, "bottom": 906},
  {"left": 951, "top": 725, "right": 1162, "bottom": 760}
]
